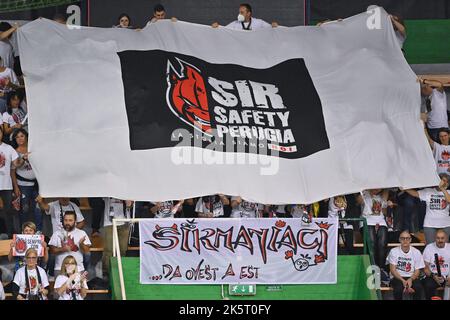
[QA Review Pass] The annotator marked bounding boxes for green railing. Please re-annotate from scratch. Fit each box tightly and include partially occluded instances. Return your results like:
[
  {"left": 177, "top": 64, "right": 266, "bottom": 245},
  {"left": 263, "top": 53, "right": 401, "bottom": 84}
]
[{"left": 340, "top": 217, "right": 382, "bottom": 300}]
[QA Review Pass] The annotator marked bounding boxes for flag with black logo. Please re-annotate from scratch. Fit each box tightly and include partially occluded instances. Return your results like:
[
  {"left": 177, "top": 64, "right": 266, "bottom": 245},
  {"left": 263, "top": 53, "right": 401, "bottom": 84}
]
[{"left": 17, "top": 7, "right": 439, "bottom": 203}]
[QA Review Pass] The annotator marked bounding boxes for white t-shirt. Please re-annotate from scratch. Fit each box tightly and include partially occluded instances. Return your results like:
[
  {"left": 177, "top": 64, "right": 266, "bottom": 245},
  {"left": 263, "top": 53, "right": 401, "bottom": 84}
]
[
  {"left": 0, "top": 67, "right": 18, "bottom": 94},
  {"left": 3, "top": 108, "right": 27, "bottom": 127},
  {"left": 328, "top": 197, "right": 353, "bottom": 229},
  {"left": 423, "top": 242, "right": 450, "bottom": 277},
  {"left": 0, "top": 142, "right": 18, "bottom": 190},
  {"left": 418, "top": 188, "right": 450, "bottom": 228},
  {"left": 103, "top": 197, "right": 130, "bottom": 227},
  {"left": 433, "top": 142, "right": 450, "bottom": 175},
  {"left": 226, "top": 17, "right": 271, "bottom": 30},
  {"left": 48, "top": 228, "right": 91, "bottom": 271},
  {"left": 388, "top": 246, "right": 425, "bottom": 278},
  {"left": 14, "top": 152, "right": 36, "bottom": 187},
  {"left": 427, "top": 89, "right": 448, "bottom": 129},
  {"left": 54, "top": 274, "right": 88, "bottom": 300},
  {"left": 0, "top": 41, "right": 14, "bottom": 70},
  {"left": 152, "top": 200, "right": 182, "bottom": 219},
  {"left": 13, "top": 266, "right": 49, "bottom": 296},
  {"left": 360, "top": 191, "right": 387, "bottom": 227},
  {"left": 46, "top": 200, "right": 85, "bottom": 233},
  {"left": 195, "top": 196, "right": 225, "bottom": 217},
  {"left": 230, "top": 197, "right": 262, "bottom": 218}
]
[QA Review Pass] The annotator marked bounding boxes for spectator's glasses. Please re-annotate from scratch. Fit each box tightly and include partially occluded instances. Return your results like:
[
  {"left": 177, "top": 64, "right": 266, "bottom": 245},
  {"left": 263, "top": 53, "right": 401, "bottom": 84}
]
[
  {"left": 120, "top": 19, "right": 129, "bottom": 23},
  {"left": 399, "top": 237, "right": 411, "bottom": 241},
  {"left": 26, "top": 256, "right": 37, "bottom": 260},
  {"left": 65, "top": 262, "right": 77, "bottom": 265}
]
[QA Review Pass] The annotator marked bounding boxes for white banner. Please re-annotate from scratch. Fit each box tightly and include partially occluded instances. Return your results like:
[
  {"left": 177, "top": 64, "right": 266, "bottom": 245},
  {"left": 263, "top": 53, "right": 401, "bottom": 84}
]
[
  {"left": 17, "top": 7, "right": 438, "bottom": 204},
  {"left": 139, "top": 218, "right": 338, "bottom": 284}
]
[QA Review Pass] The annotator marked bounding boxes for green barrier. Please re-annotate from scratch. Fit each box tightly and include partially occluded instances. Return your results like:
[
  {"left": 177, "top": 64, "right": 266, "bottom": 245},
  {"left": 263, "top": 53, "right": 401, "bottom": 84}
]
[
  {"left": 0, "top": 0, "right": 77, "bottom": 13},
  {"left": 403, "top": 20, "right": 450, "bottom": 64},
  {"left": 110, "top": 218, "right": 379, "bottom": 300}
]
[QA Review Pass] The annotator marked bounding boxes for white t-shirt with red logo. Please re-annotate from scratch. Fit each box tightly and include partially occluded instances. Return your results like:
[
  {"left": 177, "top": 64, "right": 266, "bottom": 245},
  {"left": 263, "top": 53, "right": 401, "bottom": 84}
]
[
  {"left": 388, "top": 246, "right": 425, "bottom": 278},
  {"left": 230, "top": 197, "right": 262, "bottom": 218},
  {"left": 195, "top": 196, "right": 225, "bottom": 217},
  {"left": 48, "top": 228, "right": 91, "bottom": 271},
  {"left": 360, "top": 191, "right": 387, "bottom": 227},
  {"left": 0, "top": 142, "right": 18, "bottom": 190},
  {"left": 152, "top": 200, "right": 182, "bottom": 219},
  {"left": 418, "top": 188, "right": 450, "bottom": 228},
  {"left": 13, "top": 266, "right": 49, "bottom": 296},
  {"left": 433, "top": 142, "right": 450, "bottom": 175},
  {"left": 423, "top": 242, "right": 450, "bottom": 277}
]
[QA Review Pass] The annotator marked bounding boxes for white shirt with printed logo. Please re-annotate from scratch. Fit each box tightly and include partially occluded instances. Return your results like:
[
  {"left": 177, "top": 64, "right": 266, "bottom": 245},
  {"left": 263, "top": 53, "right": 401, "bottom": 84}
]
[
  {"left": 423, "top": 242, "right": 450, "bottom": 277},
  {"left": 152, "top": 200, "right": 181, "bottom": 219},
  {"left": 13, "top": 266, "right": 49, "bottom": 296},
  {"left": 103, "top": 197, "right": 130, "bottom": 227},
  {"left": 48, "top": 228, "right": 91, "bottom": 271},
  {"left": 418, "top": 188, "right": 450, "bottom": 228},
  {"left": 230, "top": 197, "right": 262, "bottom": 218},
  {"left": 388, "top": 246, "right": 425, "bottom": 278},
  {"left": 54, "top": 274, "right": 88, "bottom": 300},
  {"left": 195, "top": 196, "right": 225, "bottom": 217},
  {"left": 433, "top": 142, "right": 450, "bottom": 175},
  {"left": 360, "top": 191, "right": 387, "bottom": 227},
  {"left": 0, "top": 142, "right": 18, "bottom": 190}
]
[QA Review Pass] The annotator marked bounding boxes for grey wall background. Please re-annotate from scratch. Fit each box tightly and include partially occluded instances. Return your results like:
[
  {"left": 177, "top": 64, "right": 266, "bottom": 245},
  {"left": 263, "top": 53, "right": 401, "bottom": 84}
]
[{"left": 89, "top": 0, "right": 305, "bottom": 28}]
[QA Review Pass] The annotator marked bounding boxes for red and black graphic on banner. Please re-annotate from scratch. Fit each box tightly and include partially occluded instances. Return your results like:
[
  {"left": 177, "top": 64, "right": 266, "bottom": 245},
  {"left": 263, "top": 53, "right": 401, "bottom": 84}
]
[{"left": 118, "top": 50, "right": 329, "bottom": 159}]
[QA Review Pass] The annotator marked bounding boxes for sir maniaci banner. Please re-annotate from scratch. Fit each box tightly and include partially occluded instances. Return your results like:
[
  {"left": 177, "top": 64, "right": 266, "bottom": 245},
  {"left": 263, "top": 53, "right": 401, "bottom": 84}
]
[{"left": 139, "top": 218, "right": 338, "bottom": 284}]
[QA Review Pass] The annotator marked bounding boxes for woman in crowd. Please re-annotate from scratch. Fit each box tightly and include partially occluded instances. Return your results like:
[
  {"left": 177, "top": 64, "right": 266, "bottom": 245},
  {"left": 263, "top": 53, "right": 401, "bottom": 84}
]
[
  {"left": 2, "top": 90, "right": 26, "bottom": 140},
  {"left": 12, "top": 248, "right": 49, "bottom": 300},
  {"left": 115, "top": 13, "right": 132, "bottom": 28},
  {"left": 11, "top": 129, "right": 40, "bottom": 230},
  {"left": 54, "top": 255, "right": 88, "bottom": 300}
]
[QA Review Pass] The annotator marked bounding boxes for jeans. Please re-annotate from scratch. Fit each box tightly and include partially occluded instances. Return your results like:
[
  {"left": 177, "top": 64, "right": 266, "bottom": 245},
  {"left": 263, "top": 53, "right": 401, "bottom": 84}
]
[
  {"left": 18, "top": 185, "right": 42, "bottom": 231},
  {"left": 0, "top": 189, "right": 18, "bottom": 237},
  {"left": 391, "top": 277, "right": 424, "bottom": 300},
  {"left": 424, "top": 227, "right": 450, "bottom": 244},
  {"left": 367, "top": 225, "right": 388, "bottom": 269},
  {"left": 397, "top": 193, "right": 420, "bottom": 233}
]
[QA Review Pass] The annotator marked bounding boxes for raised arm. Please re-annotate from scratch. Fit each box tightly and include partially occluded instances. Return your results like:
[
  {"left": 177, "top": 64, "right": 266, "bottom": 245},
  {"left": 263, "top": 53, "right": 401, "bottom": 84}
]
[
  {"left": 0, "top": 24, "right": 18, "bottom": 40},
  {"left": 390, "top": 15, "right": 406, "bottom": 38},
  {"left": 423, "top": 79, "right": 444, "bottom": 93},
  {"left": 423, "top": 125, "right": 435, "bottom": 149}
]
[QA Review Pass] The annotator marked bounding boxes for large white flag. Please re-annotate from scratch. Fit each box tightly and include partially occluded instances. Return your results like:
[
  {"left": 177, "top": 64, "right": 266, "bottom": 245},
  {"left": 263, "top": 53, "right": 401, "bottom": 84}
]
[{"left": 17, "top": 7, "right": 438, "bottom": 203}]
